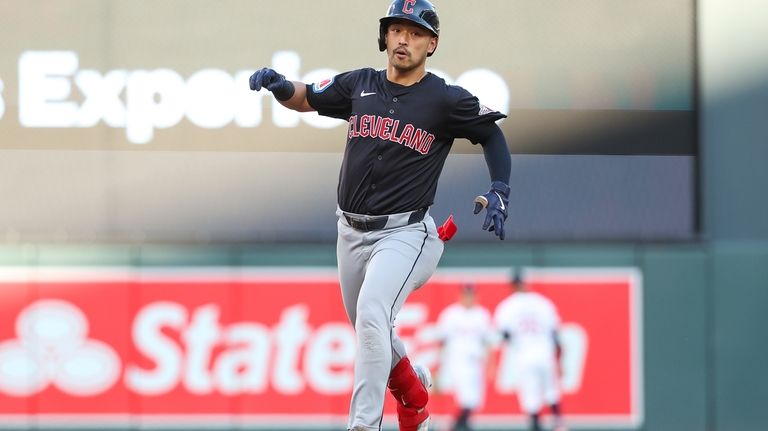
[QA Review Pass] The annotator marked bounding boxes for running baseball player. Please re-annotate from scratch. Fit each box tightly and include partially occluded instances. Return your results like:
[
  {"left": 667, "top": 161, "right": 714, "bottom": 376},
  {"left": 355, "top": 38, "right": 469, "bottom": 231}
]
[
  {"left": 493, "top": 272, "right": 567, "bottom": 431},
  {"left": 249, "top": 1, "right": 511, "bottom": 430},
  {"left": 435, "top": 284, "right": 495, "bottom": 431}
]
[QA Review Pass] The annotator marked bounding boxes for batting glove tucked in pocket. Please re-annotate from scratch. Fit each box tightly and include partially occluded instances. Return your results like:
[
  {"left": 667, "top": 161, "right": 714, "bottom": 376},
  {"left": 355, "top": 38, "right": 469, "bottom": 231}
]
[{"left": 473, "top": 181, "right": 510, "bottom": 240}]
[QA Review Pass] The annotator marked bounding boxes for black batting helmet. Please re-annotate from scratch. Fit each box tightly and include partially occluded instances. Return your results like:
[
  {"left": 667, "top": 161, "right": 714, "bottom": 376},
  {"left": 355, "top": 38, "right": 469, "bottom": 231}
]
[{"left": 378, "top": 0, "right": 440, "bottom": 56}]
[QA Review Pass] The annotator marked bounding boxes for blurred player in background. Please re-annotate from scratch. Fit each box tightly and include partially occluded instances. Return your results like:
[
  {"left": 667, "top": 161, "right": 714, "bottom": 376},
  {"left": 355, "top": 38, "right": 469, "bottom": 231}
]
[
  {"left": 435, "top": 284, "right": 495, "bottom": 431},
  {"left": 493, "top": 271, "right": 566, "bottom": 431}
]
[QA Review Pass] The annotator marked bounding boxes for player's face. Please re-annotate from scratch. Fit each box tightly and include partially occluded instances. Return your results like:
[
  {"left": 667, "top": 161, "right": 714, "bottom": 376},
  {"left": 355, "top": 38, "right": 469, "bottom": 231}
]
[
  {"left": 460, "top": 290, "right": 476, "bottom": 306},
  {"left": 385, "top": 20, "right": 437, "bottom": 72}
]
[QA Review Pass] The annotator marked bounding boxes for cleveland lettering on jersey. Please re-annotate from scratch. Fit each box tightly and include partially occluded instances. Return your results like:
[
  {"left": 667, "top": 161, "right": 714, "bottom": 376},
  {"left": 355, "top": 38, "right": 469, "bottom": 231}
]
[
  {"left": 347, "top": 114, "right": 435, "bottom": 155},
  {"left": 306, "top": 68, "right": 505, "bottom": 214}
]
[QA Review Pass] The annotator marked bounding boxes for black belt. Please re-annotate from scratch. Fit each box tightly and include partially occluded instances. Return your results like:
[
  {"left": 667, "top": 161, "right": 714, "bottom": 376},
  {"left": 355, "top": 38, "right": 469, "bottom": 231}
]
[{"left": 344, "top": 207, "right": 427, "bottom": 232}]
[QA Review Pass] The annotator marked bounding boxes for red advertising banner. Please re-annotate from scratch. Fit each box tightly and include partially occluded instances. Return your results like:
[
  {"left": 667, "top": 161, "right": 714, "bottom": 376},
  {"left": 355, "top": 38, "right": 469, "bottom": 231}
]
[{"left": 0, "top": 267, "right": 642, "bottom": 429}]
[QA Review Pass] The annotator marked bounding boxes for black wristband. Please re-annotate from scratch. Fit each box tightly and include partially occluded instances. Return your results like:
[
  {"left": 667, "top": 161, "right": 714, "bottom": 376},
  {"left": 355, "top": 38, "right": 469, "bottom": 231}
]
[
  {"left": 490, "top": 180, "right": 510, "bottom": 198},
  {"left": 272, "top": 80, "right": 295, "bottom": 101}
]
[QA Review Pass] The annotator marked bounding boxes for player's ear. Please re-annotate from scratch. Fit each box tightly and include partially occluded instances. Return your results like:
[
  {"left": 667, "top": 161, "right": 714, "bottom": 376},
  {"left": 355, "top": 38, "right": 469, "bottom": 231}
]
[{"left": 428, "top": 37, "right": 438, "bottom": 56}]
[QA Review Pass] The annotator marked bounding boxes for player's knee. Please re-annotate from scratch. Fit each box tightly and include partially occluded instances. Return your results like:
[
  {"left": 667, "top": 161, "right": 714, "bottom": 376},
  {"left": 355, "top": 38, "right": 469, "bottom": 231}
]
[
  {"left": 355, "top": 304, "right": 388, "bottom": 332},
  {"left": 359, "top": 327, "right": 386, "bottom": 355},
  {"left": 355, "top": 312, "right": 388, "bottom": 355}
]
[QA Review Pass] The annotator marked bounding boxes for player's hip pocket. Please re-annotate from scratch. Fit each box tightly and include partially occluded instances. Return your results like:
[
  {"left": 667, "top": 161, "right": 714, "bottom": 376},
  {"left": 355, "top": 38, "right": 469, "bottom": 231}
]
[{"left": 411, "top": 217, "right": 444, "bottom": 289}]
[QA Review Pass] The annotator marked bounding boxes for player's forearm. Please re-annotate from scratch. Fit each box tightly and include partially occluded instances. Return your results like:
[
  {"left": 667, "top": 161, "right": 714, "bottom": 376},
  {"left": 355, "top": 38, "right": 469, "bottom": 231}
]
[
  {"left": 481, "top": 126, "right": 511, "bottom": 184},
  {"left": 276, "top": 81, "right": 314, "bottom": 112}
]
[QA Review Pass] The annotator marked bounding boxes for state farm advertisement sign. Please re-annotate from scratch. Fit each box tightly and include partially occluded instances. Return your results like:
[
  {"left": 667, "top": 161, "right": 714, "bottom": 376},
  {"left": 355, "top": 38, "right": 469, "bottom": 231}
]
[{"left": 0, "top": 267, "right": 642, "bottom": 429}]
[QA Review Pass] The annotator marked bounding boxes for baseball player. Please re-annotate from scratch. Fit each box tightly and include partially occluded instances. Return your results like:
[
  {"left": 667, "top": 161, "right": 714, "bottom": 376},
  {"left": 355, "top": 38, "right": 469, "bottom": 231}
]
[
  {"left": 493, "top": 272, "right": 566, "bottom": 431},
  {"left": 435, "top": 284, "right": 495, "bottom": 431},
  {"left": 249, "top": 1, "right": 511, "bottom": 430}
]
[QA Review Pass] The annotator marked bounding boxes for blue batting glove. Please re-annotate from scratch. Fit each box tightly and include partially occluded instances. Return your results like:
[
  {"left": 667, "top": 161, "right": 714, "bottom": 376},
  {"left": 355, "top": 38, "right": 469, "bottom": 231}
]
[
  {"left": 249, "top": 68, "right": 294, "bottom": 101},
  {"left": 473, "top": 181, "right": 510, "bottom": 240}
]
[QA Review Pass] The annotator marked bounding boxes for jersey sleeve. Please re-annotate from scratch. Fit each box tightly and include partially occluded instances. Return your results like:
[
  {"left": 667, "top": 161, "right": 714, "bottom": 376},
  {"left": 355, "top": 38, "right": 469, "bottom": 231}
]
[
  {"left": 445, "top": 86, "right": 507, "bottom": 144},
  {"left": 305, "top": 70, "right": 359, "bottom": 120}
]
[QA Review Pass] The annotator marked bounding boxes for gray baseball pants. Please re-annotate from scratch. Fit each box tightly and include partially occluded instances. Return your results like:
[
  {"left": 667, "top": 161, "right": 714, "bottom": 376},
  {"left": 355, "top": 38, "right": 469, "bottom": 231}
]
[{"left": 336, "top": 207, "right": 444, "bottom": 430}]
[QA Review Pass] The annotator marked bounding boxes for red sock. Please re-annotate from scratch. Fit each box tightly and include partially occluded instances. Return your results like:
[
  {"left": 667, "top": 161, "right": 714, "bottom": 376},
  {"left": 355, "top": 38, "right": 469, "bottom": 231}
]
[{"left": 387, "top": 357, "right": 428, "bottom": 409}]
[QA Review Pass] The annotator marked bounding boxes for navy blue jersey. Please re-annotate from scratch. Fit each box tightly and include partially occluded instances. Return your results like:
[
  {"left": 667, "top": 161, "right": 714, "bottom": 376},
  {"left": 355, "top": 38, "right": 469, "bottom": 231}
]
[{"left": 306, "top": 68, "right": 506, "bottom": 215}]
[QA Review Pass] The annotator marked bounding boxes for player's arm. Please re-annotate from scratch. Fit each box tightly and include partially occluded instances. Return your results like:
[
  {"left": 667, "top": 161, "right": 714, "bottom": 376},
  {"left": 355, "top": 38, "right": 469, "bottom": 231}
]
[
  {"left": 552, "top": 329, "right": 563, "bottom": 360},
  {"left": 484, "top": 328, "right": 499, "bottom": 381},
  {"left": 551, "top": 305, "right": 563, "bottom": 360},
  {"left": 446, "top": 85, "right": 511, "bottom": 240},
  {"left": 278, "top": 80, "right": 314, "bottom": 112},
  {"left": 433, "top": 315, "right": 449, "bottom": 393},
  {"left": 249, "top": 68, "right": 315, "bottom": 112},
  {"left": 480, "top": 125, "right": 511, "bottom": 185},
  {"left": 433, "top": 337, "right": 447, "bottom": 393},
  {"left": 473, "top": 125, "right": 512, "bottom": 239},
  {"left": 485, "top": 342, "right": 498, "bottom": 381}
]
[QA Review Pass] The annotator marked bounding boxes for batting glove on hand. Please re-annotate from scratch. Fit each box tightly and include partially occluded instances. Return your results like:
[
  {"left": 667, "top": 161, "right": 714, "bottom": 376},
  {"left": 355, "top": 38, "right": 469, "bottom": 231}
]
[
  {"left": 473, "top": 181, "right": 510, "bottom": 240},
  {"left": 249, "top": 68, "right": 295, "bottom": 101}
]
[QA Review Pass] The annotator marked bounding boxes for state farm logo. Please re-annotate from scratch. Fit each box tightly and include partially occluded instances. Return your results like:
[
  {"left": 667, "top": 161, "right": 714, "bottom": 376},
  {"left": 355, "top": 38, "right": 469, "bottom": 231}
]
[{"left": 0, "top": 299, "right": 121, "bottom": 396}]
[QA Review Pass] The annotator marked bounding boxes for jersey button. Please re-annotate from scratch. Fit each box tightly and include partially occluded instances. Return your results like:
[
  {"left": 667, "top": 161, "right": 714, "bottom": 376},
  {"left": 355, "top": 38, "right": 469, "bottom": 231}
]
[
  {"left": 393, "top": 97, "right": 398, "bottom": 102},
  {"left": 377, "top": 154, "right": 383, "bottom": 160},
  {"left": 389, "top": 109, "right": 394, "bottom": 114},
  {"left": 371, "top": 183, "right": 377, "bottom": 190}
]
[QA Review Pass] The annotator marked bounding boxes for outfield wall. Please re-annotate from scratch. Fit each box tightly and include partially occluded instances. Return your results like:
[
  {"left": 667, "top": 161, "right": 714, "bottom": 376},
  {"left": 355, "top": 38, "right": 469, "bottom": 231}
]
[{"left": 1, "top": 242, "right": 766, "bottom": 431}]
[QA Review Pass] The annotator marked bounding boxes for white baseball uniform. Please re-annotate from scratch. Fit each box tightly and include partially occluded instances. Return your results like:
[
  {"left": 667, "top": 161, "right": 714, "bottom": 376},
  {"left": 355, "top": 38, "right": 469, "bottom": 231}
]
[
  {"left": 436, "top": 302, "right": 494, "bottom": 409},
  {"left": 493, "top": 291, "right": 562, "bottom": 414}
]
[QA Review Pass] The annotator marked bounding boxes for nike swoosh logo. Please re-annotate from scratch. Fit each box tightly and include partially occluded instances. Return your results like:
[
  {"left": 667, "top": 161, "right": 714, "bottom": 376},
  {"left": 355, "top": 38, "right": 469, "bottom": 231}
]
[
  {"left": 360, "top": 91, "right": 377, "bottom": 97},
  {"left": 494, "top": 191, "right": 506, "bottom": 210}
]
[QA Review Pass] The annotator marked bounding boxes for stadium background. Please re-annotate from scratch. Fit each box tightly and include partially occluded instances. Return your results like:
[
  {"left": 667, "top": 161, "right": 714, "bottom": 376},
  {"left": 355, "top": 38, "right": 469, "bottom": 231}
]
[{"left": 0, "top": 0, "right": 766, "bottom": 430}]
